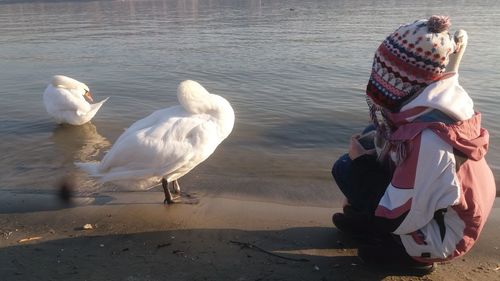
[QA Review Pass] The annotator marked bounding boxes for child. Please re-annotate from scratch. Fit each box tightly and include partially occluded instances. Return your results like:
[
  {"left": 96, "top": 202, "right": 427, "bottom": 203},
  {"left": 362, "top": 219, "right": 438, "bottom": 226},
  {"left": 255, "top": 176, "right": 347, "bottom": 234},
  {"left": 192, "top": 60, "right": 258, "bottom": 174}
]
[{"left": 331, "top": 15, "right": 496, "bottom": 274}]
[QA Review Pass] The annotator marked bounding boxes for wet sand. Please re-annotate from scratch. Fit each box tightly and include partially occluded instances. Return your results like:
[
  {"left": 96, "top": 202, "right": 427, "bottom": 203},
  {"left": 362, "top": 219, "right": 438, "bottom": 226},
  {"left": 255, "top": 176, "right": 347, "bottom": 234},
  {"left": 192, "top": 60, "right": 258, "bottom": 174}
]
[{"left": 0, "top": 187, "right": 498, "bottom": 281}]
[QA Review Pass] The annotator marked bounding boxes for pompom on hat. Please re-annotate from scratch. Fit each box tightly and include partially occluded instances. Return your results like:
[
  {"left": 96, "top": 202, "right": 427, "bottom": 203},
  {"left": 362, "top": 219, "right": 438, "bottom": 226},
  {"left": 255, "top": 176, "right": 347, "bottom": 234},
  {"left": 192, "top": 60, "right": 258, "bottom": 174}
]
[{"left": 366, "top": 15, "right": 457, "bottom": 112}]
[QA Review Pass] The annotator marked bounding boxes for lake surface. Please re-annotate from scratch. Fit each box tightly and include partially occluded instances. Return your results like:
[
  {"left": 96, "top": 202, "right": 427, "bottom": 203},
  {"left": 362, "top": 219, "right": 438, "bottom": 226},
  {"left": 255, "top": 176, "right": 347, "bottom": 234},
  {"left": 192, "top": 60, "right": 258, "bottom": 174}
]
[{"left": 1, "top": 0, "right": 499, "bottom": 204}]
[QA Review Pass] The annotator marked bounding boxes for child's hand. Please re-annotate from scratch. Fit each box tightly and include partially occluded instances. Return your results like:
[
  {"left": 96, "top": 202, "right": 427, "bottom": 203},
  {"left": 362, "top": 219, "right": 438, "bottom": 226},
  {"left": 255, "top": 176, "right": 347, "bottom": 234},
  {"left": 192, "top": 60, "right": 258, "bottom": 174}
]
[{"left": 348, "top": 134, "right": 376, "bottom": 160}]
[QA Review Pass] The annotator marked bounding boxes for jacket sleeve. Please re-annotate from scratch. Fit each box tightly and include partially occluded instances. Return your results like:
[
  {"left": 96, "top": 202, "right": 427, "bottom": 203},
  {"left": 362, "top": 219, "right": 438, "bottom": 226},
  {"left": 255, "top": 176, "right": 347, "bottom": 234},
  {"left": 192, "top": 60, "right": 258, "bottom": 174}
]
[{"left": 375, "top": 130, "right": 461, "bottom": 235}]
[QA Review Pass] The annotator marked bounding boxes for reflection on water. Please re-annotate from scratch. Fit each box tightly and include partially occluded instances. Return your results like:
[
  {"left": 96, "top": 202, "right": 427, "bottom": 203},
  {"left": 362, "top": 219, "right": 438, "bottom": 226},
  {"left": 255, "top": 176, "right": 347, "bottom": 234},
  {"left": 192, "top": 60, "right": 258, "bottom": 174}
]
[
  {"left": 51, "top": 122, "right": 110, "bottom": 164},
  {"left": 0, "top": 121, "right": 109, "bottom": 193},
  {"left": 50, "top": 123, "right": 111, "bottom": 195},
  {"left": 0, "top": 0, "right": 499, "bottom": 200}
]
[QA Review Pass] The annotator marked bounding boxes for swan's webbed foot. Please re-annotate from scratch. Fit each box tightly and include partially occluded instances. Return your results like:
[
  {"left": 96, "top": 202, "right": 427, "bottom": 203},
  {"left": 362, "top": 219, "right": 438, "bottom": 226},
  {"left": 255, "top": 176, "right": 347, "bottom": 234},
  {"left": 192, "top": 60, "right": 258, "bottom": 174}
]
[{"left": 162, "top": 179, "right": 199, "bottom": 205}]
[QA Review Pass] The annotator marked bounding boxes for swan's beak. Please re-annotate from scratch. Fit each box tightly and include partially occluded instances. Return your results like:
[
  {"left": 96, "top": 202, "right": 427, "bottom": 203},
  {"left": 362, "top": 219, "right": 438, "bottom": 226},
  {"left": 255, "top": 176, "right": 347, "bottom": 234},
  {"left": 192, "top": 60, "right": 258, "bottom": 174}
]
[{"left": 84, "top": 90, "right": 94, "bottom": 103}]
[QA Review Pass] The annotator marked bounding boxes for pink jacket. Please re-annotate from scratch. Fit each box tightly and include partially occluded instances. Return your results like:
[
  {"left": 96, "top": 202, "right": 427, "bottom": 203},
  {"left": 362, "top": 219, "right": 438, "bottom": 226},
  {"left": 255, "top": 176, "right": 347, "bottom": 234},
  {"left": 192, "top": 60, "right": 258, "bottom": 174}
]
[{"left": 374, "top": 74, "right": 496, "bottom": 262}]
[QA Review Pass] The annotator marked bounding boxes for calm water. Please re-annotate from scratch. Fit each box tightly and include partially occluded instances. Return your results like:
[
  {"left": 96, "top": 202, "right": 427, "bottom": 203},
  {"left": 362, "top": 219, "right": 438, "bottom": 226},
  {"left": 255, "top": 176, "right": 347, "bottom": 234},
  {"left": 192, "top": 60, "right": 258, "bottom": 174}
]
[{"left": 1, "top": 0, "right": 499, "bottom": 203}]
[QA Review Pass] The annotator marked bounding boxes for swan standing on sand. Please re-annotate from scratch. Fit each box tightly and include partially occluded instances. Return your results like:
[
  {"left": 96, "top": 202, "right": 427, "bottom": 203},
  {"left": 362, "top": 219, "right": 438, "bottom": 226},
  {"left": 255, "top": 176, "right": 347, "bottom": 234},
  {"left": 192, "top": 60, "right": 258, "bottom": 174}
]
[
  {"left": 77, "top": 80, "right": 235, "bottom": 204},
  {"left": 43, "top": 75, "right": 109, "bottom": 125}
]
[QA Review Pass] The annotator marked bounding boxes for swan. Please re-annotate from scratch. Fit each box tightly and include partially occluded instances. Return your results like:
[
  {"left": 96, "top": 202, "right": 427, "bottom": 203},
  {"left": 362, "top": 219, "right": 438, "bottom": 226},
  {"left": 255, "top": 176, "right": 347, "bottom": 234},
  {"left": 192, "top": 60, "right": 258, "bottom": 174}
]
[
  {"left": 43, "top": 75, "right": 109, "bottom": 125},
  {"left": 446, "top": 29, "right": 468, "bottom": 73},
  {"left": 76, "top": 80, "right": 235, "bottom": 204}
]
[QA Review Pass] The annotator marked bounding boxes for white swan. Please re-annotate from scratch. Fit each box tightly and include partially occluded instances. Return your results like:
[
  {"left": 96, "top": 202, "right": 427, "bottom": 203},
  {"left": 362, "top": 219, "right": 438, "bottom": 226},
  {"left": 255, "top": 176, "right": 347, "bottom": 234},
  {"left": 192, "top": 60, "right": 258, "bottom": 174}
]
[
  {"left": 43, "top": 75, "right": 109, "bottom": 125},
  {"left": 446, "top": 29, "right": 468, "bottom": 73},
  {"left": 76, "top": 80, "right": 235, "bottom": 204}
]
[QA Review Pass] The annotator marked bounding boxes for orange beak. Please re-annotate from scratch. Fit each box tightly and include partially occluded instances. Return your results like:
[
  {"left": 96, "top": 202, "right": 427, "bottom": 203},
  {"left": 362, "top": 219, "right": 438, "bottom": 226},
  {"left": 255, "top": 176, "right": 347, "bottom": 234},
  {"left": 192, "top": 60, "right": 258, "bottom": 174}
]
[{"left": 84, "top": 90, "right": 94, "bottom": 103}]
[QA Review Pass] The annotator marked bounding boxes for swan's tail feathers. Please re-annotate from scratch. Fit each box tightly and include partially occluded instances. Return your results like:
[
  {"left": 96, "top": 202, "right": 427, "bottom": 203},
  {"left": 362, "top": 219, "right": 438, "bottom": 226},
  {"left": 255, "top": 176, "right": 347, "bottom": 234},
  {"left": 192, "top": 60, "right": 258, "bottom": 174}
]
[
  {"left": 89, "top": 97, "right": 110, "bottom": 113},
  {"left": 75, "top": 162, "right": 102, "bottom": 177},
  {"left": 83, "top": 97, "right": 110, "bottom": 121}
]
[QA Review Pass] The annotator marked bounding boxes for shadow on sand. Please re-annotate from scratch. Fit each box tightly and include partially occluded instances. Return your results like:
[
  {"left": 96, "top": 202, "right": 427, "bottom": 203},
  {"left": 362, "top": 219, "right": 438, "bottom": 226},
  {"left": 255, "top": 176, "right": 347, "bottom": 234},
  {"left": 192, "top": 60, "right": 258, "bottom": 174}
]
[{"left": 0, "top": 225, "right": 428, "bottom": 281}]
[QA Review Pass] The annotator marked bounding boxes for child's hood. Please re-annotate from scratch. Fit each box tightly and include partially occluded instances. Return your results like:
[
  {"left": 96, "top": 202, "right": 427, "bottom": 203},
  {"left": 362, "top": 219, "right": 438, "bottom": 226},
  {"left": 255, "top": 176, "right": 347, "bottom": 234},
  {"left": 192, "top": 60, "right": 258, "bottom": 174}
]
[
  {"left": 435, "top": 113, "right": 489, "bottom": 161},
  {"left": 401, "top": 73, "right": 474, "bottom": 122},
  {"left": 391, "top": 74, "right": 489, "bottom": 161}
]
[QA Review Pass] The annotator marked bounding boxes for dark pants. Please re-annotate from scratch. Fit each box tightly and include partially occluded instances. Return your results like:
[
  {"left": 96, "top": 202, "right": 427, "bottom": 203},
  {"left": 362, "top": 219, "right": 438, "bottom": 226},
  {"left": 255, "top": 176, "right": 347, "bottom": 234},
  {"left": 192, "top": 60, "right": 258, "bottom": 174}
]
[
  {"left": 332, "top": 153, "right": 355, "bottom": 201},
  {"left": 332, "top": 153, "right": 391, "bottom": 215}
]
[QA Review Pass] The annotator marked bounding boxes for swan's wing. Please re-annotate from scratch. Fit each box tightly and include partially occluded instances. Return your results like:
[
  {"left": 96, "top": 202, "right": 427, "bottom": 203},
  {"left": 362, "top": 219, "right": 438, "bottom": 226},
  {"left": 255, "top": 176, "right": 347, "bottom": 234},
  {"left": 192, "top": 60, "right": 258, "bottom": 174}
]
[
  {"left": 43, "top": 85, "right": 91, "bottom": 116},
  {"left": 98, "top": 113, "right": 218, "bottom": 183},
  {"left": 111, "top": 106, "right": 183, "bottom": 148},
  {"left": 64, "top": 97, "right": 110, "bottom": 125},
  {"left": 160, "top": 119, "right": 221, "bottom": 181},
  {"left": 98, "top": 135, "right": 195, "bottom": 183}
]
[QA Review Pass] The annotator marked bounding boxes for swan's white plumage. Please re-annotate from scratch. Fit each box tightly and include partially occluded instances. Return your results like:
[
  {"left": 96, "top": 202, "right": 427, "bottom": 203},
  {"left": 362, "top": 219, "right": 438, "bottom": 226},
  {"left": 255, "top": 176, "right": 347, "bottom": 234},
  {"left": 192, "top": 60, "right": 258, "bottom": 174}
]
[
  {"left": 43, "top": 75, "right": 108, "bottom": 125},
  {"left": 76, "top": 80, "right": 235, "bottom": 190},
  {"left": 445, "top": 29, "right": 468, "bottom": 73}
]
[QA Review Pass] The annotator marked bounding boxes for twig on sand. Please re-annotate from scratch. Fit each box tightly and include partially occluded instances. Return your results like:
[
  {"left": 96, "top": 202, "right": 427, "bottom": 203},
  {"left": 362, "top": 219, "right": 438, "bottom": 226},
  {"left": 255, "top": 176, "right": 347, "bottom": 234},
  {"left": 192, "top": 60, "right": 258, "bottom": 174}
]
[
  {"left": 18, "top": 236, "right": 42, "bottom": 243},
  {"left": 229, "top": 240, "right": 309, "bottom": 262}
]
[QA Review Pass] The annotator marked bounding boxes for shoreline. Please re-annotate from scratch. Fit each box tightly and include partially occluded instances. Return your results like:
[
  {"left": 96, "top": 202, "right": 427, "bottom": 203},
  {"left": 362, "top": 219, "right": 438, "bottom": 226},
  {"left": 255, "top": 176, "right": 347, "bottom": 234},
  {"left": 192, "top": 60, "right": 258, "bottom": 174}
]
[{"left": 0, "top": 190, "right": 498, "bottom": 280}]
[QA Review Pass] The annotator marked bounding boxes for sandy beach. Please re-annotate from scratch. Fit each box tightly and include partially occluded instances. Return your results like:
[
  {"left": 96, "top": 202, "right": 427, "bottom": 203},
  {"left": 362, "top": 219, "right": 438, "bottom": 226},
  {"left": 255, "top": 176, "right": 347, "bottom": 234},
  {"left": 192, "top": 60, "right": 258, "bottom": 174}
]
[{"left": 0, "top": 186, "right": 498, "bottom": 281}]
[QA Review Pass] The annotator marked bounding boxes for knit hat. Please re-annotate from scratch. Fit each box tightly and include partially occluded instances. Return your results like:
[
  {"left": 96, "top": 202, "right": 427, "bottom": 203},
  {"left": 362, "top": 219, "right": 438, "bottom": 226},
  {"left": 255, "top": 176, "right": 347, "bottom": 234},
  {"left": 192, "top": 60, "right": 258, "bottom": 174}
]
[{"left": 366, "top": 15, "right": 457, "bottom": 112}]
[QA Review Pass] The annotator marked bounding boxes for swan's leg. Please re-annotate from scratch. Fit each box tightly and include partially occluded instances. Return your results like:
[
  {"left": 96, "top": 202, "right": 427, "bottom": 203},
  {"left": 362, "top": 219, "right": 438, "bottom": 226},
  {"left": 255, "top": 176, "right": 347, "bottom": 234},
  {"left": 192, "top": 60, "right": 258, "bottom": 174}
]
[
  {"left": 162, "top": 178, "right": 183, "bottom": 204},
  {"left": 162, "top": 178, "right": 173, "bottom": 204},
  {"left": 173, "top": 180, "right": 181, "bottom": 194},
  {"left": 162, "top": 178, "right": 199, "bottom": 205}
]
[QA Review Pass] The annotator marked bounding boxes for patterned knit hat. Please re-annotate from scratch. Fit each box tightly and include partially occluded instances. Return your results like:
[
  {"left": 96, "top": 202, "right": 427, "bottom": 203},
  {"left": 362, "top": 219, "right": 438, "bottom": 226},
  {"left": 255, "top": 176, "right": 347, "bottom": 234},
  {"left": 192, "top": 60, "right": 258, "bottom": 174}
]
[{"left": 366, "top": 15, "right": 457, "bottom": 112}]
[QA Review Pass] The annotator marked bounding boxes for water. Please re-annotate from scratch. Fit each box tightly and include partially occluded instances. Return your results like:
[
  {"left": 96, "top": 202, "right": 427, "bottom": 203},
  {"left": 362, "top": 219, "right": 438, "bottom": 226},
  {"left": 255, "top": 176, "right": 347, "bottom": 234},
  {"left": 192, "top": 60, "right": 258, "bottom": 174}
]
[{"left": 1, "top": 0, "right": 499, "bottom": 203}]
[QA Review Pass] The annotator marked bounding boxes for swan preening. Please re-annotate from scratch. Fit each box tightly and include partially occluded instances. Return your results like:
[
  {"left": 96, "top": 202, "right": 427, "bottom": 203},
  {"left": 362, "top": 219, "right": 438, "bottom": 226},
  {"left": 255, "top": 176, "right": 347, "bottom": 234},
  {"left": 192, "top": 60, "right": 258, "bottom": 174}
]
[
  {"left": 43, "top": 75, "right": 109, "bottom": 125},
  {"left": 76, "top": 80, "right": 235, "bottom": 204}
]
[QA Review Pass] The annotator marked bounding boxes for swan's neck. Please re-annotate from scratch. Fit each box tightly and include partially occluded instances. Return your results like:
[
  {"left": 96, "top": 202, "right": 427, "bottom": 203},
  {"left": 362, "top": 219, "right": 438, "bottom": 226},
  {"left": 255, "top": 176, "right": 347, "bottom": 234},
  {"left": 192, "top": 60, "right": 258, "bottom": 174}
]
[
  {"left": 210, "top": 95, "right": 235, "bottom": 139},
  {"left": 178, "top": 90, "right": 235, "bottom": 138},
  {"left": 52, "top": 75, "right": 86, "bottom": 91},
  {"left": 446, "top": 31, "right": 468, "bottom": 73},
  {"left": 446, "top": 45, "right": 467, "bottom": 73}
]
